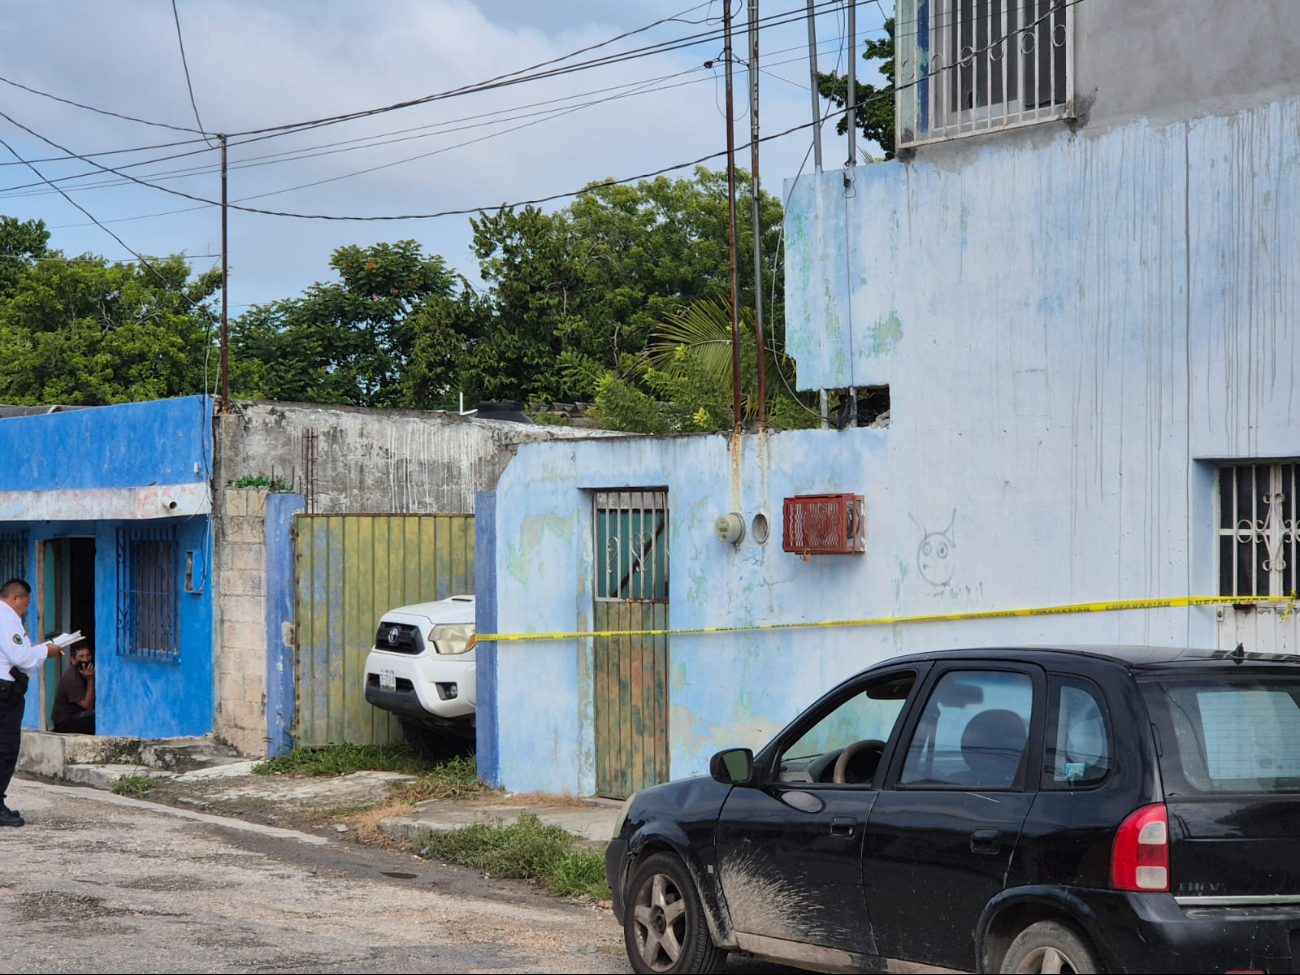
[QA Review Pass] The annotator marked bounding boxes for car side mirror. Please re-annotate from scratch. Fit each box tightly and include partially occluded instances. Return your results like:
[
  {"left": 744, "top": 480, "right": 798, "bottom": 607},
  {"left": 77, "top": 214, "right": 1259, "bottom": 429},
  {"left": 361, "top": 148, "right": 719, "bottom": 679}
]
[{"left": 709, "top": 747, "right": 755, "bottom": 786}]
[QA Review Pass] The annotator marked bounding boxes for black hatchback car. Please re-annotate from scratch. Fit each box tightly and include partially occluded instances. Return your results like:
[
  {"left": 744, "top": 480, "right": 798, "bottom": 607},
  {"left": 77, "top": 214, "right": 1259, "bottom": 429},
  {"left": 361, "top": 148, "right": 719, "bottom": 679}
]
[{"left": 605, "top": 645, "right": 1300, "bottom": 974}]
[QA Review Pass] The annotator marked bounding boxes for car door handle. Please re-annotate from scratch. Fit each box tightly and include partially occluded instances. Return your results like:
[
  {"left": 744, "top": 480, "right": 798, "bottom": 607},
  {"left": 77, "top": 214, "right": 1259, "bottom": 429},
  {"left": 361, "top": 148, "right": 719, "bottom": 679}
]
[
  {"left": 970, "top": 828, "right": 1002, "bottom": 854},
  {"left": 830, "top": 816, "right": 857, "bottom": 838}
]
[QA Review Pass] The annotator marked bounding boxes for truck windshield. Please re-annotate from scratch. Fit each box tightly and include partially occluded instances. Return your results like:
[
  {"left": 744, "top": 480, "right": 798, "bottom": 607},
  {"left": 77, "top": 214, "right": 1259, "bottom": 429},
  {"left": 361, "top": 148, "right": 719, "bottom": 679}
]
[{"left": 1142, "top": 676, "right": 1300, "bottom": 796}]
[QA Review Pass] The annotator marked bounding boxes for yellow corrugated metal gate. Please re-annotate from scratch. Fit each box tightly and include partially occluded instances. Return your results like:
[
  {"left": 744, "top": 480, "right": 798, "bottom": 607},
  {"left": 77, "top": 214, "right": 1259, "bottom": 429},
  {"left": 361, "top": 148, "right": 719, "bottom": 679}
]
[{"left": 293, "top": 513, "right": 474, "bottom": 747}]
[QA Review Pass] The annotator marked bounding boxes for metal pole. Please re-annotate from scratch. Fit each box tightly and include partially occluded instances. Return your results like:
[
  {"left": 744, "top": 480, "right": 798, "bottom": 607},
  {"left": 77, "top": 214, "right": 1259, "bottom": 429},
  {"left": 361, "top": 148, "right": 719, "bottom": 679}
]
[
  {"left": 219, "top": 134, "right": 229, "bottom": 413},
  {"left": 749, "top": 0, "right": 767, "bottom": 429},
  {"left": 845, "top": 0, "right": 858, "bottom": 169},
  {"left": 724, "top": 0, "right": 743, "bottom": 434},
  {"left": 806, "top": 0, "right": 823, "bottom": 172}
]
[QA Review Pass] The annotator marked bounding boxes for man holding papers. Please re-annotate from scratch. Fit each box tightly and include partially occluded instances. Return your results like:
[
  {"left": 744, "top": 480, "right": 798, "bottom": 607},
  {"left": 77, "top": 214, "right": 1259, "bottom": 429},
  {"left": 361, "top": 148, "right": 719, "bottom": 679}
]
[{"left": 0, "top": 578, "right": 63, "bottom": 827}]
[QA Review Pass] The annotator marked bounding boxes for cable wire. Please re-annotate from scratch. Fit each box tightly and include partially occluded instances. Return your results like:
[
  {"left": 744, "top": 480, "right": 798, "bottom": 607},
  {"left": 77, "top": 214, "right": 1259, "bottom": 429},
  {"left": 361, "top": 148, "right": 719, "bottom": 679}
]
[{"left": 171, "top": 0, "right": 215, "bottom": 145}]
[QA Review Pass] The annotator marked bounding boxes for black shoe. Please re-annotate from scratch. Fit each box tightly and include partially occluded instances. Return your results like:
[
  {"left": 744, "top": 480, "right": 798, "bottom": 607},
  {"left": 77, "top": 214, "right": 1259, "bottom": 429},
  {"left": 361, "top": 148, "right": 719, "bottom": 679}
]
[
  {"left": 0, "top": 805, "right": 19, "bottom": 818},
  {"left": 0, "top": 808, "right": 24, "bottom": 827}
]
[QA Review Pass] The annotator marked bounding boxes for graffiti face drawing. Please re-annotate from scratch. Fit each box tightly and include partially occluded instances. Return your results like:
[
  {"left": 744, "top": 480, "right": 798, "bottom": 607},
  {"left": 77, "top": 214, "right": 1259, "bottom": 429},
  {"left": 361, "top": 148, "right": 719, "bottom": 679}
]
[{"left": 913, "top": 511, "right": 957, "bottom": 587}]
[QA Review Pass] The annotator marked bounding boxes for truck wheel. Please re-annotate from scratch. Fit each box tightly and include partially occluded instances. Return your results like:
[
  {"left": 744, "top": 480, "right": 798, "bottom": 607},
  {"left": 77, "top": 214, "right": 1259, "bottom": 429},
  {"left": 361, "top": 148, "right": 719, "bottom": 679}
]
[
  {"left": 400, "top": 721, "right": 460, "bottom": 762},
  {"left": 623, "top": 852, "right": 725, "bottom": 974},
  {"left": 1000, "top": 920, "right": 1102, "bottom": 974}
]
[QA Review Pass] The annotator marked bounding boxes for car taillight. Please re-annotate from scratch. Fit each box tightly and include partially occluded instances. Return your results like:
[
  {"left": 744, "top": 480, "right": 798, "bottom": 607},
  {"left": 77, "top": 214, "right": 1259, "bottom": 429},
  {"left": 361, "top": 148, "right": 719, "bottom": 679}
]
[{"left": 1111, "top": 803, "right": 1169, "bottom": 892}]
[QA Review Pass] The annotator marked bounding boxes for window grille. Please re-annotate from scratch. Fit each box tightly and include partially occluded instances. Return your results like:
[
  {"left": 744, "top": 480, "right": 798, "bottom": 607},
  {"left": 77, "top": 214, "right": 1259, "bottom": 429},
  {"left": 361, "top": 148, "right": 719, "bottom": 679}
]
[
  {"left": 896, "top": 0, "right": 1072, "bottom": 147},
  {"left": 117, "top": 527, "right": 180, "bottom": 659},
  {"left": 0, "top": 531, "right": 26, "bottom": 584},
  {"left": 594, "top": 490, "right": 668, "bottom": 602},
  {"left": 1218, "top": 463, "right": 1298, "bottom": 599}
]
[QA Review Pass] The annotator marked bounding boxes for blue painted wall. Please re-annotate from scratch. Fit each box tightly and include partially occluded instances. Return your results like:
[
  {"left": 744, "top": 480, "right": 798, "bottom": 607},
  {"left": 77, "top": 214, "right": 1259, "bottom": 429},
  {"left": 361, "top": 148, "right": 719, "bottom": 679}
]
[
  {"left": 0, "top": 395, "right": 211, "bottom": 491},
  {"left": 489, "top": 94, "right": 1300, "bottom": 795},
  {"left": 15, "top": 517, "right": 213, "bottom": 737},
  {"left": 475, "top": 490, "right": 500, "bottom": 787},
  {"left": 2, "top": 397, "right": 216, "bottom": 738},
  {"left": 265, "top": 493, "right": 305, "bottom": 756}
]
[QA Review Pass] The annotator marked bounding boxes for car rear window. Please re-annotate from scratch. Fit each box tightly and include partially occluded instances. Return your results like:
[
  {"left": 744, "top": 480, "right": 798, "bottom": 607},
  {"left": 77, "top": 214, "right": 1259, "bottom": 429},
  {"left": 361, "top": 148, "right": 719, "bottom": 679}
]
[{"left": 1143, "top": 676, "right": 1300, "bottom": 795}]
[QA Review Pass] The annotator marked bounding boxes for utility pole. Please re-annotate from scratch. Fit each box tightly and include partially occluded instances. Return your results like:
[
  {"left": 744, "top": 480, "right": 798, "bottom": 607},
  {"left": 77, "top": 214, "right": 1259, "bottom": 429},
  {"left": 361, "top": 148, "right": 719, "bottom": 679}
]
[
  {"left": 724, "top": 0, "right": 742, "bottom": 434},
  {"left": 749, "top": 0, "right": 767, "bottom": 429},
  {"left": 219, "top": 134, "right": 230, "bottom": 414},
  {"left": 806, "top": 0, "right": 823, "bottom": 173}
]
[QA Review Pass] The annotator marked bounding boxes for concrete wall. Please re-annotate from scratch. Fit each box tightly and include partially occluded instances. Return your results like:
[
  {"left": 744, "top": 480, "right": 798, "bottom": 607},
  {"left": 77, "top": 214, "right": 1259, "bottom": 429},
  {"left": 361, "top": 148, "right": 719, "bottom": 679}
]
[
  {"left": 212, "top": 487, "right": 271, "bottom": 755},
  {"left": 215, "top": 400, "right": 603, "bottom": 516},
  {"left": 1074, "top": 0, "right": 1300, "bottom": 134},
  {"left": 487, "top": 92, "right": 1300, "bottom": 796}
]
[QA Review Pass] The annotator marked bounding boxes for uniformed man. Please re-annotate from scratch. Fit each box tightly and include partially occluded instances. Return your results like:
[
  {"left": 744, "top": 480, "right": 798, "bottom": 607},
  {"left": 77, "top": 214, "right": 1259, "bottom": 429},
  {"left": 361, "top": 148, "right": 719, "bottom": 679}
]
[{"left": 0, "top": 578, "right": 62, "bottom": 827}]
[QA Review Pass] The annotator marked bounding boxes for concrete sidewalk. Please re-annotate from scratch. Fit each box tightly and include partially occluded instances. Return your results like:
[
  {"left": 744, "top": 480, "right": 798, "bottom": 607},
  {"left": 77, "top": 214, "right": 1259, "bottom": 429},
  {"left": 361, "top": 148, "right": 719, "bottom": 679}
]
[
  {"left": 379, "top": 797, "right": 622, "bottom": 848},
  {"left": 17, "top": 730, "right": 621, "bottom": 847}
]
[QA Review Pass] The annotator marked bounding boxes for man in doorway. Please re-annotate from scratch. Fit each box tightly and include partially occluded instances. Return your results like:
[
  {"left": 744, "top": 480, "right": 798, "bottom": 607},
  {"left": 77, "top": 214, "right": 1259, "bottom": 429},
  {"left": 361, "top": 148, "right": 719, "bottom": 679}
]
[
  {"left": 0, "top": 578, "right": 62, "bottom": 827},
  {"left": 52, "top": 644, "right": 95, "bottom": 735}
]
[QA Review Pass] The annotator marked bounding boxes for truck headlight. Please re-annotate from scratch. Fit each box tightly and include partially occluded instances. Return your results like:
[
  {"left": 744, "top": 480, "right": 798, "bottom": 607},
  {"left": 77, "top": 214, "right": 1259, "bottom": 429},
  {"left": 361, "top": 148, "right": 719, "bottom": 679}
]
[{"left": 430, "top": 622, "right": 476, "bottom": 655}]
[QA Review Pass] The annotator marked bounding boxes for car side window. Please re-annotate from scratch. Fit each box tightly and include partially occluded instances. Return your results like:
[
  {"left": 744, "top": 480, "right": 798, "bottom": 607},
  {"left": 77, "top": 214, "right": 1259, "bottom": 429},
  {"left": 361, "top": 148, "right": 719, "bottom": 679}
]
[
  {"left": 1042, "top": 676, "right": 1112, "bottom": 789},
  {"left": 775, "top": 673, "right": 916, "bottom": 787},
  {"left": 899, "top": 670, "right": 1034, "bottom": 790}
]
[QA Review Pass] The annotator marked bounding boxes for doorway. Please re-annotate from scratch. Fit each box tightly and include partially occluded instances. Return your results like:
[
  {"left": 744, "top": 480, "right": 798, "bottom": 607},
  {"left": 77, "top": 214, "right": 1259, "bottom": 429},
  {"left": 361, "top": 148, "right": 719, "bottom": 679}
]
[{"left": 37, "top": 537, "right": 96, "bottom": 730}]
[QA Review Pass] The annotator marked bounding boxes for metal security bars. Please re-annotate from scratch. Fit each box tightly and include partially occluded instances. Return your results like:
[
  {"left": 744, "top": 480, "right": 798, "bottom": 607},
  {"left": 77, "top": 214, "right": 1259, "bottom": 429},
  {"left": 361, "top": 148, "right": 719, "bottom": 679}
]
[
  {"left": 116, "top": 527, "right": 180, "bottom": 659},
  {"left": 595, "top": 491, "right": 669, "bottom": 602},
  {"left": 896, "top": 0, "right": 1072, "bottom": 147},
  {"left": 1218, "top": 464, "right": 1299, "bottom": 599},
  {"left": 0, "top": 532, "right": 26, "bottom": 583}
]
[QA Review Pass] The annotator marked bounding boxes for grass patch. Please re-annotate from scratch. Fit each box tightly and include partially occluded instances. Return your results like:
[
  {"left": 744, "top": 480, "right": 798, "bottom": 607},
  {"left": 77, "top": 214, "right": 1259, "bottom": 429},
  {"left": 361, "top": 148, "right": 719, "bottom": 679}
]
[
  {"left": 253, "top": 742, "right": 435, "bottom": 777},
  {"left": 112, "top": 774, "right": 154, "bottom": 796},
  {"left": 418, "top": 812, "right": 609, "bottom": 900}
]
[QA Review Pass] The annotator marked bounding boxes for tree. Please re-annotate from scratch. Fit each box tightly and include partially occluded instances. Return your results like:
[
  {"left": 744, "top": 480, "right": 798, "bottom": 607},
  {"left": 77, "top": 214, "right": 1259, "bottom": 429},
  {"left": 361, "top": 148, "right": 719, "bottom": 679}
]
[
  {"left": 451, "top": 168, "right": 786, "bottom": 405},
  {"left": 817, "top": 18, "right": 896, "bottom": 160},
  {"left": 588, "top": 299, "right": 820, "bottom": 434},
  {"left": 0, "top": 216, "right": 51, "bottom": 300},
  {"left": 232, "top": 241, "right": 463, "bottom": 408},
  {"left": 0, "top": 249, "right": 221, "bottom": 405}
]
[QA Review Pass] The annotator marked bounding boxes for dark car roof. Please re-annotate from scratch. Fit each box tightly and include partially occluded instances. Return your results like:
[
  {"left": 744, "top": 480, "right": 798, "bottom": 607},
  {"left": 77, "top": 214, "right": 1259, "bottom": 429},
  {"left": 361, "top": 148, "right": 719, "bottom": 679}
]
[{"left": 882, "top": 644, "right": 1300, "bottom": 673}]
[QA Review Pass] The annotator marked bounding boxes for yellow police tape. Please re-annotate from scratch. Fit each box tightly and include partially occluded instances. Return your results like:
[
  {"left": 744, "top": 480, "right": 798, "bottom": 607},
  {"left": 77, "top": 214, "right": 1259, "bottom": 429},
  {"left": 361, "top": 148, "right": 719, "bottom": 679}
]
[{"left": 475, "top": 592, "right": 1298, "bottom": 643}]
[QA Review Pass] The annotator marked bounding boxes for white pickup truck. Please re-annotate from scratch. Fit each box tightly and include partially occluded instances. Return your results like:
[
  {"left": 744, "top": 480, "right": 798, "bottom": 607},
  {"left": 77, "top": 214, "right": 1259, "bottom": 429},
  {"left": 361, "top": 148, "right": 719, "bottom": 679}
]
[{"left": 362, "top": 594, "right": 476, "bottom": 759}]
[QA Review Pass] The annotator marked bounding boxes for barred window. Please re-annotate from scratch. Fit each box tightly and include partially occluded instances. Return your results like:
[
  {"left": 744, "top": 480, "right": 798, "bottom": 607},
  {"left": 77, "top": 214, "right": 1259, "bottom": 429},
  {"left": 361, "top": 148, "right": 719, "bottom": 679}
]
[
  {"left": 1218, "top": 463, "right": 1298, "bottom": 599},
  {"left": 594, "top": 490, "right": 668, "bottom": 602},
  {"left": 117, "top": 527, "right": 180, "bottom": 659},
  {"left": 896, "top": 0, "right": 1072, "bottom": 148},
  {"left": 0, "top": 531, "right": 26, "bottom": 583}
]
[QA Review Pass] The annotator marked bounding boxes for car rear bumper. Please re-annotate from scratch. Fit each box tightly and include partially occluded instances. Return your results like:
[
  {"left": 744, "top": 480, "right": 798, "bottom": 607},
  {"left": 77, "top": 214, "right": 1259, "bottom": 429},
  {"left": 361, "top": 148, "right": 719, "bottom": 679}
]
[
  {"left": 605, "top": 834, "right": 630, "bottom": 924},
  {"left": 1076, "top": 889, "right": 1300, "bottom": 974}
]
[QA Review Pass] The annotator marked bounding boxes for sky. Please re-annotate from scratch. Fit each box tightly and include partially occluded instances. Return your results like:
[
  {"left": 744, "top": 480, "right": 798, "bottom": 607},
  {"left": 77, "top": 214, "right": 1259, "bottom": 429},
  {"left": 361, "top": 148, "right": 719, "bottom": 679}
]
[{"left": 0, "top": 0, "right": 889, "bottom": 316}]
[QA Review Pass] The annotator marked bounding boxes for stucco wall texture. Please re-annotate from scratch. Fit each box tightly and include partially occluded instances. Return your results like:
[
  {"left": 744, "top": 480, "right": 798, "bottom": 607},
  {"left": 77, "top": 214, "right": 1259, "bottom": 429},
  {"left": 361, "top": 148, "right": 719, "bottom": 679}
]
[
  {"left": 487, "top": 95, "right": 1299, "bottom": 795},
  {"left": 216, "top": 400, "right": 606, "bottom": 516}
]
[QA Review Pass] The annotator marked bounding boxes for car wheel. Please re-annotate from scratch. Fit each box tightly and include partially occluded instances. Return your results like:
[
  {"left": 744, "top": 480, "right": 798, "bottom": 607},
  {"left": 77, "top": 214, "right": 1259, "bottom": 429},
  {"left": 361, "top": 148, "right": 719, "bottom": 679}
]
[
  {"left": 624, "top": 852, "right": 725, "bottom": 974},
  {"left": 399, "top": 721, "right": 466, "bottom": 763},
  {"left": 1000, "top": 920, "right": 1103, "bottom": 974}
]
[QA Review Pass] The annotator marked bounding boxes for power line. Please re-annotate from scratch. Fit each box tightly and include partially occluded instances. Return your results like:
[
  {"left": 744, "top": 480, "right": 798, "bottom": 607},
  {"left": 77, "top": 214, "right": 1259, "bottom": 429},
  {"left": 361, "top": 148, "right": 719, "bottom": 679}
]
[
  {"left": 0, "top": 74, "right": 202, "bottom": 136},
  {"left": 6, "top": 26, "right": 858, "bottom": 206},
  {"left": 170, "top": 0, "right": 214, "bottom": 144},
  {"left": 4, "top": 0, "right": 1083, "bottom": 222}
]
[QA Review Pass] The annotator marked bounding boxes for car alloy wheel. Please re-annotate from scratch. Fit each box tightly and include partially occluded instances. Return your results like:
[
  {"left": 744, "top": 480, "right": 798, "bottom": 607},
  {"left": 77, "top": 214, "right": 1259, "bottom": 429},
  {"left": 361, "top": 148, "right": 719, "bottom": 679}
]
[
  {"left": 624, "top": 852, "right": 724, "bottom": 974},
  {"left": 1001, "top": 920, "right": 1102, "bottom": 974}
]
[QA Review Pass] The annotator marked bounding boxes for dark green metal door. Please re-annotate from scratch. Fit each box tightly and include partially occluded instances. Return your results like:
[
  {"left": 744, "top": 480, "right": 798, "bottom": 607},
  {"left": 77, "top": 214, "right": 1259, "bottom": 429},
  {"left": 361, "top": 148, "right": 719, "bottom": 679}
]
[{"left": 593, "top": 490, "right": 669, "bottom": 799}]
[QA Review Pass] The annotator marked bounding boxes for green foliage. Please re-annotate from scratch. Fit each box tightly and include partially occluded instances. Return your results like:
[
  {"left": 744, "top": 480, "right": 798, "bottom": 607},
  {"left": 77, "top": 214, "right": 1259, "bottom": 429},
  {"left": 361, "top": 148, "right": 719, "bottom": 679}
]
[
  {"left": 818, "top": 18, "right": 897, "bottom": 160},
  {"left": 227, "top": 472, "right": 292, "bottom": 491},
  {"left": 0, "top": 244, "right": 221, "bottom": 406},
  {"left": 231, "top": 241, "right": 464, "bottom": 408},
  {"left": 417, "top": 812, "right": 609, "bottom": 899},
  {"left": 588, "top": 299, "right": 820, "bottom": 434},
  {"left": 452, "top": 168, "right": 785, "bottom": 405},
  {"left": 253, "top": 741, "right": 437, "bottom": 777},
  {"left": 112, "top": 773, "right": 154, "bottom": 796}
]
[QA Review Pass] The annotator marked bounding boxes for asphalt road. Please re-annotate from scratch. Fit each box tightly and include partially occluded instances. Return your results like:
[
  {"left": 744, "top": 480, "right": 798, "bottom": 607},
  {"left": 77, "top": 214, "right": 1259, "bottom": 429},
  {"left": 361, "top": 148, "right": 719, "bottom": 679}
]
[{"left": 1, "top": 779, "right": 807, "bottom": 975}]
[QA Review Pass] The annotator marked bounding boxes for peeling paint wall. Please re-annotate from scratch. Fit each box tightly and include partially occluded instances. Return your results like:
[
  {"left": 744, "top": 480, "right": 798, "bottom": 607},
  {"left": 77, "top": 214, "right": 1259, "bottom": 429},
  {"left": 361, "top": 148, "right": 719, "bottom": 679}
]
[
  {"left": 490, "top": 92, "right": 1300, "bottom": 795},
  {"left": 215, "top": 400, "right": 605, "bottom": 515}
]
